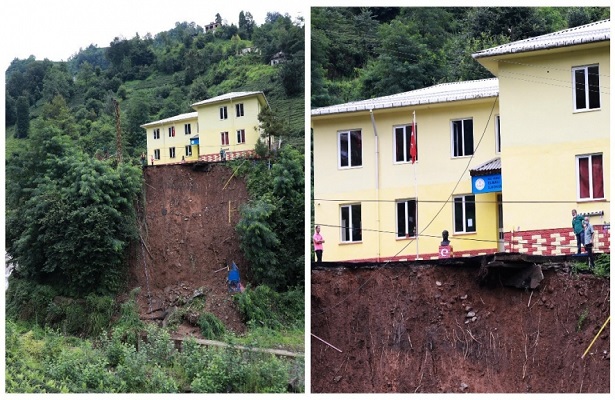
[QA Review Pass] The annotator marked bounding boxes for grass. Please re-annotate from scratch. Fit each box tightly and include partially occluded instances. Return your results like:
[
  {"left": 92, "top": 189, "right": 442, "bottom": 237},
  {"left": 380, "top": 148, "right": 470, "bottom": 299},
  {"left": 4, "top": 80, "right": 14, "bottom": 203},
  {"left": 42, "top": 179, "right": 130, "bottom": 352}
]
[
  {"left": 577, "top": 308, "right": 589, "bottom": 332},
  {"left": 227, "top": 326, "right": 305, "bottom": 353}
]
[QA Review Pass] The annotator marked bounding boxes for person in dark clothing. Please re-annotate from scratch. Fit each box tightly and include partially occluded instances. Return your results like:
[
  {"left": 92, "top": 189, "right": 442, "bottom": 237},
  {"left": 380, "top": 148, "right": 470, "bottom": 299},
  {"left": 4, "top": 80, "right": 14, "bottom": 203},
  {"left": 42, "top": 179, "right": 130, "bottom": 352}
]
[{"left": 571, "top": 209, "right": 584, "bottom": 254}]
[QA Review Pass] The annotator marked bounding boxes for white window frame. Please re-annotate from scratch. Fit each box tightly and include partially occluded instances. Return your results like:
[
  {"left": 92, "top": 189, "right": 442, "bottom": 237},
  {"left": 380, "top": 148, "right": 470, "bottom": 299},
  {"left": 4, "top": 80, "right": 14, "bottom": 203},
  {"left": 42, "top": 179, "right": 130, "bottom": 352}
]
[
  {"left": 221, "top": 131, "right": 229, "bottom": 145},
  {"left": 168, "top": 126, "right": 175, "bottom": 137},
  {"left": 236, "top": 103, "right": 244, "bottom": 117},
  {"left": 396, "top": 199, "right": 417, "bottom": 238},
  {"left": 236, "top": 129, "right": 246, "bottom": 144},
  {"left": 451, "top": 118, "right": 474, "bottom": 158},
  {"left": 153, "top": 128, "right": 160, "bottom": 140},
  {"left": 220, "top": 106, "right": 228, "bottom": 120},
  {"left": 184, "top": 123, "right": 191, "bottom": 135},
  {"left": 340, "top": 203, "right": 362, "bottom": 243},
  {"left": 576, "top": 153, "right": 605, "bottom": 201},
  {"left": 572, "top": 64, "right": 600, "bottom": 112},
  {"left": 154, "top": 149, "right": 160, "bottom": 160},
  {"left": 338, "top": 129, "right": 362, "bottom": 169},
  {"left": 169, "top": 147, "right": 176, "bottom": 158},
  {"left": 453, "top": 194, "right": 476, "bottom": 234},
  {"left": 185, "top": 145, "right": 192, "bottom": 157},
  {"left": 393, "top": 124, "right": 417, "bottom": 164}
]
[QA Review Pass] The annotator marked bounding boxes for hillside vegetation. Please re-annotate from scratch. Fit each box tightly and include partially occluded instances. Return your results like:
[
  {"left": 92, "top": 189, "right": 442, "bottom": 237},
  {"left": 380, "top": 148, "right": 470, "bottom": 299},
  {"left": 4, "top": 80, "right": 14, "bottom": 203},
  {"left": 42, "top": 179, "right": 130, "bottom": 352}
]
[
  {"left": 311, "top": 6, "right": 609, "bottom": 107},
  {"left": 5, "top": 10, "right": 305, "bottom": 394}
]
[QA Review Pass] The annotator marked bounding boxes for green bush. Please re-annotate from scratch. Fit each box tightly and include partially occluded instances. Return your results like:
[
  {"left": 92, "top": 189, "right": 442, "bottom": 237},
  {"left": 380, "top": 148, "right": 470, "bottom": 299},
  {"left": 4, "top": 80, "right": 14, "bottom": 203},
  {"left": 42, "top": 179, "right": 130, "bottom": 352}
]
[
  {"left": 234, "top": 285, "right": 304, "bottom": 330},
  {"left": 594, "top": 253, "right": 610, "bottom": 277},
  {"left": 198, "top": 312, "right": 227, "bottom": 340}
]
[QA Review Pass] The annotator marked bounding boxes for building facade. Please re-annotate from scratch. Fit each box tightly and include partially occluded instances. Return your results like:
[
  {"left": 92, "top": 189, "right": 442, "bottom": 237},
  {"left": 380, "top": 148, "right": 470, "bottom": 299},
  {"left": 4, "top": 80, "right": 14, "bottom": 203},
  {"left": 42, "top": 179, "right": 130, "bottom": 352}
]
[
  {"left": 311, "top": 19, "right": 610, "bottom": 262},
  {"left": 142, "top": 91, "right": 269, "bottom": 165}
]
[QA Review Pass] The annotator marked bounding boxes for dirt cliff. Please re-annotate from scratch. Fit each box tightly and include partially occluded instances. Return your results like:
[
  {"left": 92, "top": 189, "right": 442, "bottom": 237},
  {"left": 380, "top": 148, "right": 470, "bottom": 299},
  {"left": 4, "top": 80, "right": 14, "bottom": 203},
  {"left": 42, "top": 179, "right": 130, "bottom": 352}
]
[
  {"left": 125, "top": 163, "right": 250, "bottom": 335},
  {"left": 311, "top": 262, "right": 610, "bottom": 393}
]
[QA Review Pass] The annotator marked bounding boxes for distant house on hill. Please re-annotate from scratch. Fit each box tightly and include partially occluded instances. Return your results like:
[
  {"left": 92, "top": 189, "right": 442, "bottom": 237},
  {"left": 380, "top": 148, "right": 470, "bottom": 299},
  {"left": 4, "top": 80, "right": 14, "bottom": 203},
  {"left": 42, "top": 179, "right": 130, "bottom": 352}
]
[
  {"left": 270, "top": 51, "right": 287, "bottom": 66},
  {"left": 204, "top": 21, "right": 221, "bottom": 33},
  {"left": 142, "top": 91, "right": 270, "bottom": 165}
]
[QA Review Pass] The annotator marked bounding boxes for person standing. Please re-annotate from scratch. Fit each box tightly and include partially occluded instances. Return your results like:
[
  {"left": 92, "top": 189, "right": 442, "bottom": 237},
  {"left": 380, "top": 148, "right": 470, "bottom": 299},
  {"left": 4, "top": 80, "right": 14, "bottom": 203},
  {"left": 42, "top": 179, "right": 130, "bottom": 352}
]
[
  {"left": 571, "top": 209, "right": 584, "bottom": 254},
  {"left": 583, "top": 217, "right": 595, "bottom": 269},
  {"left": 313, "top": 225, "right": 325, "bottom": 264}
]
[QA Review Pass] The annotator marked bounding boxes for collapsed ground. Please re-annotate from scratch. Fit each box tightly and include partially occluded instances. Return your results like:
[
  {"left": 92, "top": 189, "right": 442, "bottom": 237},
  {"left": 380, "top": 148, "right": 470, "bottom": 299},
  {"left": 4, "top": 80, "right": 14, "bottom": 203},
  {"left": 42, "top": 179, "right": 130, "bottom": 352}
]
[
  {"left": 311, "top": 261, "right": 610, "bottom": 393},
  {"left": 124, "top": 163, "right": 249, "bottom": 337}
]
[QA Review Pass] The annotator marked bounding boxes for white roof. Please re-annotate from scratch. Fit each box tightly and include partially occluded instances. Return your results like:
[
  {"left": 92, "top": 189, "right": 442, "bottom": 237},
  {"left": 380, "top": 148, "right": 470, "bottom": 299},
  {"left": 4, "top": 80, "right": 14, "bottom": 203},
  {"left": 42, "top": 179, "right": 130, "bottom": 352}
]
[
  {"left": 311, "top": 78, "right": 499, "bottom": 116},
  {"left": 140, "top": 112, "right": 198, "bottom": 128},
  {"left": 473, "top": 19, "right": 610, "bottom": 59},
  {"left": 191, "top": 91, "right": 265, "bottom": 107}
]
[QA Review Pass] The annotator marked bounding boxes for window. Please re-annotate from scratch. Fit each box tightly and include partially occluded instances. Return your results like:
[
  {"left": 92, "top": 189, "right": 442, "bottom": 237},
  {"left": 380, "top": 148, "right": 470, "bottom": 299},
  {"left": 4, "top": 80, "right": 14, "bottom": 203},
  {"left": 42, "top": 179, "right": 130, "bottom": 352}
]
[
  {"left": 236, "top": 103, "right": 244, "bottom": 117},
  {"left": 184, "top": 123, "right": 191, "bottom": 135},
  {"left": 394, "top": 124, "right": 418, "bottom": 163},
  {"left": 495, "top": 115, "right": 501, "bottom": 153},
  {"left": 154, "top": 149, "right": 160, "bottom": 160},
  {"left": 573, "top": 65, "right": 600, "bottom": 111},
  {"left": 451, "top": 119, "right": 474, "bottom": 157},
  {"left": 169, "top": 147, "right": 176, "bottom": 158},
  {"left": 453, "top": 195, "right": 476, "bottom": 233},
  {"left": 221, "top": 131, "right": 229, "bottom": 145},
  {"left": 341, "top": 204, "right": 362, "bottom": 242},
  {"left": 338, "top": 130, "right": 362, "bottom": 168},
  {"left": 236, "top": 129, "right": 245, "bottom": 144},
  {"left": 185, "top": 145, "right": 192, "bottom": 157},
  {"left": 396, "top": 199, "right": 417, "bottom": 238},
  {"left": 168, "top": 126, "right": 175, "bottom": 137},
  {"left": 577, "top": 154, "right": 604, "bottom": 200},
  {"left": 153, "top": 128, "right": 160, "bottom": 139},
  {"left": 220, "top": 106, "right": 228, "bottom": 120}
]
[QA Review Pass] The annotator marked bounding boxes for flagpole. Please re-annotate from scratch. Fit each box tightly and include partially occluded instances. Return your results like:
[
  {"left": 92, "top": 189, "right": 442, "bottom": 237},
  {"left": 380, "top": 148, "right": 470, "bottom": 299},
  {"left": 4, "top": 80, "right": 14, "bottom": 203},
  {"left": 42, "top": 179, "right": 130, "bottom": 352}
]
[{"left": 413, "top": 110, "right": 419, "bottom": 260}]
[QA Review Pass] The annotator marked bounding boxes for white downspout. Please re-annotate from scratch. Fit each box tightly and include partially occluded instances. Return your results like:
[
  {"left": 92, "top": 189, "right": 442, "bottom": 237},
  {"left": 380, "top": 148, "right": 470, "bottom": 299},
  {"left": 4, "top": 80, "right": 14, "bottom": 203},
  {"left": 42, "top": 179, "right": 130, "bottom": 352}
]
[{"left": 370, "top": 109, "right": 381, "bottom": 263}]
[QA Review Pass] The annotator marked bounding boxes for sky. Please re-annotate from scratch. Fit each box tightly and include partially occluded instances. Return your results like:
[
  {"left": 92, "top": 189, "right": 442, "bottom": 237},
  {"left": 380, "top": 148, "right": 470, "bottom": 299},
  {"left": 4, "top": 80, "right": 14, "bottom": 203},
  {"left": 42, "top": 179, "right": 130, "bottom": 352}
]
[{"left": 0, "top": 0, "right": 304, "bottom": 72}]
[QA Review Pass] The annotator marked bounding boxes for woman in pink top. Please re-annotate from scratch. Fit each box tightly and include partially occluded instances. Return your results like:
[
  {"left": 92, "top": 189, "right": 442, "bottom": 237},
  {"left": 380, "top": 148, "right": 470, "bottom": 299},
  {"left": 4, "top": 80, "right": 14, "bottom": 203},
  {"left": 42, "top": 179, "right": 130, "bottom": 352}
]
[{"left": 313, "top": 225, "right": 325, "bottom": 264}]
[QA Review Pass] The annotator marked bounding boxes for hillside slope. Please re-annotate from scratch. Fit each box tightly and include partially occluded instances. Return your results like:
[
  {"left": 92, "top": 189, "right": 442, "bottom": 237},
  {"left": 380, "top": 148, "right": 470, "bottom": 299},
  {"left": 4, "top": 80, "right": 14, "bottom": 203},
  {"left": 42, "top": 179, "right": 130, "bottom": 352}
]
[
  {"left": 311, "top": 264, "right": 610, "bottom": 393},
  {"left": 125, "top": 163, "right": 249, "bottom": 335}
]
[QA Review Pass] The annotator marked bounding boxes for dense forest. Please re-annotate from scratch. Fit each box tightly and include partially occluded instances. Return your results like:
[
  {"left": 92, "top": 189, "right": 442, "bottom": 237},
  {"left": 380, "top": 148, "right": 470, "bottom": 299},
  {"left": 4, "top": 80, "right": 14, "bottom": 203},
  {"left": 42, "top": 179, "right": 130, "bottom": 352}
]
[
  {"left": 311, "top": 6, "right": 610, "bottom": 107},
  {"left": 5, "top": 11, "right": 305, "bottom": 393}
]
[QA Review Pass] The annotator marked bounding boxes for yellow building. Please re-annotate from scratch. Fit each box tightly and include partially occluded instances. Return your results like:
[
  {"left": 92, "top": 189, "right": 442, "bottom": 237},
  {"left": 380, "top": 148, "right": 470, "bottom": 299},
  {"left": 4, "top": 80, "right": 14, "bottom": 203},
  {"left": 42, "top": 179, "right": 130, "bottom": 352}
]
[
  {"left": 311, "top": 19, "right": 610, "bottom": 262},
  {"left": 142, "top": 91, "right": 269, "bottom": 165}
]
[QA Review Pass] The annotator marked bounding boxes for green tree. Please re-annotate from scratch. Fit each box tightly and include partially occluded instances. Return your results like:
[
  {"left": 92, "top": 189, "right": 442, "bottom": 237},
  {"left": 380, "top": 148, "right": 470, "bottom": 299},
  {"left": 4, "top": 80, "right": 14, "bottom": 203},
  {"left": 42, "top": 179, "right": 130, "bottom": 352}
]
[
  {"left": 6, "top": 127, "right": 142, "bottom": 295},
  {"left": 236, "top": 198, "right": 281, "bottom": 286},
  {"left": 15, "top": 95, "right": 30, "bottom": 138}
]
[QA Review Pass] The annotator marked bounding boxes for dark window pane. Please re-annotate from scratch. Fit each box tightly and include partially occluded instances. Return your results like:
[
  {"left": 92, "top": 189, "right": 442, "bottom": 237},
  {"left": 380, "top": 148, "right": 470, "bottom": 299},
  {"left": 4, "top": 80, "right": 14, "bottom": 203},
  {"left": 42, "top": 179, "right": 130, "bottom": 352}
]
[
  {"left": 453, "top": 121, "right": 462, "bottom": 157},
  {"left": 395, "top": 127, "right": 404, "bottom": 162},
  {"left": 341, "top": 206, "right": 350, "bottom": 241},
  {"left": 454, "top": 198, "right": 464, "bottom": 232},
  {"left": 463, "top": 119, "right": 474, "bottom": 155},
  {"left": 352, "top": 204, "right": 362, "bottom": 241},
  {"left": 397, "top": 202, "right": 405, "bottom": 237},
  {"left": 340, "top": 132, "right": 349, "bottom": 167},
  {"left": 588, "top": 66, "right": 600, "bottom": 109},
  {"left": 575, "top": 69, "right": 587, "bottom": 109},
  {"left": 350, "top": 130, "right": 362, "bottom": 167}
]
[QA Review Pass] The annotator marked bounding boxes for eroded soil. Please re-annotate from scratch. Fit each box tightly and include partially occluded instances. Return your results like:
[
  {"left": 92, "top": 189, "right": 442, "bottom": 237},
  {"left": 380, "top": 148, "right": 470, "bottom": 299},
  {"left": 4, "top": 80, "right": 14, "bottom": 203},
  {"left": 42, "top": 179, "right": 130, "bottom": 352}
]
[
  {"left": 311, "top": 264, "right": 610, "bottom": 393},
  {"left": 124, "top": 163, "right": 249, "bottom": 336}
]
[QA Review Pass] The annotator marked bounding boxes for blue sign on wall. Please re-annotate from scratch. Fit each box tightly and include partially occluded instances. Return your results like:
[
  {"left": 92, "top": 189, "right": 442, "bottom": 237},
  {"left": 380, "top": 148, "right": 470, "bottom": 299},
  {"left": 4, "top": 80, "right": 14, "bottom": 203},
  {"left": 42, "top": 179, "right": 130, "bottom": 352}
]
[{"left": 472, "top": 174, "right": 502, "bottom": 194}]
